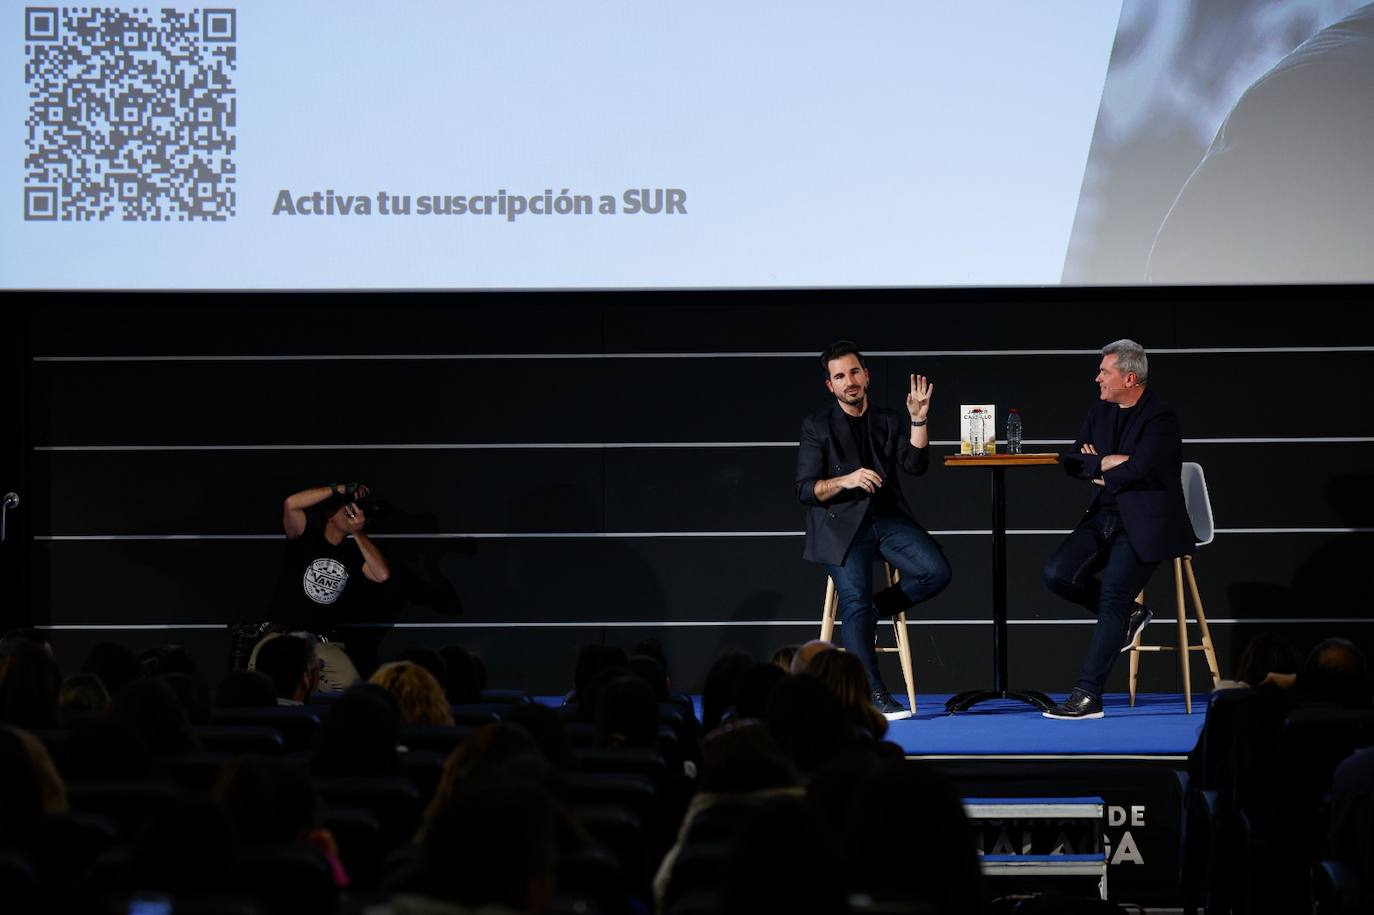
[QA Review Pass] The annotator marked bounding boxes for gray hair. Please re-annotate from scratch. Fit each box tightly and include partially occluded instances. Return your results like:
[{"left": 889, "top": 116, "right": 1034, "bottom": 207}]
[{"left": 1102, "top": 339, "right": 1148, "bottom": 385}]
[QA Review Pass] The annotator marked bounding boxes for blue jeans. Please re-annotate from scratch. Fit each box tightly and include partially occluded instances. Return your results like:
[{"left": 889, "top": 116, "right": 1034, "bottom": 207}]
[
  {"left": 825, "top": 514, "right": 952, "bottom": 694},
  {"left": 1042, "top": 509, "right": 1159, "bottom": 697}
]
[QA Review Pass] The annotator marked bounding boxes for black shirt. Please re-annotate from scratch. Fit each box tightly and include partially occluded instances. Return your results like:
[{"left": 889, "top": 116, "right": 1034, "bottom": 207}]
[
  {"left": 271, "top": 511, "right": 365, "bottom": 635},
  {"left": 1099, "top": 405, "right": 1134, "bottom": 511},
  {"left": 845, "top": 410, "right": 900, "bottom": 517}
]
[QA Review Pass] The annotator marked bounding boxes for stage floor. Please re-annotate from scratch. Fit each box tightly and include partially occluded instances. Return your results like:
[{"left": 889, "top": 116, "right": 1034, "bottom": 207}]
[{"left": 888, "top": 692, "right": 1206, "bottom": 758}]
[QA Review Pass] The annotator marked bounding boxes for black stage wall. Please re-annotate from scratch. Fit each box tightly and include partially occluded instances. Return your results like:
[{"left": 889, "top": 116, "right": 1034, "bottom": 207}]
[{"left": 5, "top": 288, "right": 1371, "bottom": 695}]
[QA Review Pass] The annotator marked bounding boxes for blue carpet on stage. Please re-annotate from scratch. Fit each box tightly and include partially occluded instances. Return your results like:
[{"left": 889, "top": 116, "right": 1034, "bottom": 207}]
[
  {"left": 885, "top": 693, "right": 1205, "bottom": 757},
  {"left": 540, "top": 692, "right": 1206, "bottom": 758}
]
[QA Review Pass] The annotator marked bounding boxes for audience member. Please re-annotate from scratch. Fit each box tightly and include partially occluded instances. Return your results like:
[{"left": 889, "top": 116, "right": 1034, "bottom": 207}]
[
  {"left": 842, "top": 759, "right": 985, "bottom": 915},
  {"left": 0, "top": 627, "right": 52, "bottom": 658},
  {"left": 437, "top": 645, "right": 482, "bottom": 705},
  {"left": 311, "top": 684, "right": 401, "bottom": 777},
  {"left": 789, "top": 638, "right": 834, "bottom": 675},
  {"left": 0, "top": 724, "right": 68, "bottom": 833},
  {"left": 731, "top": 662, "right": 786, "bottom": 721},
  {"left": 411, "top": 780, "right": 560, "bottom": 915},
  {"left": 766, "top": 674, "right": 857, "bottom": 774},
  {"left": 566, "top": 643, "right": 630, "bottom": 711},
  {"left": 769, "top": 643, "right": 799, "bottom": 672},
  {"left": 213, "top": 754, "right": 349, "bottom": 887},
  {"left": 395, "top": 646, "right": 448, "bottom": 687},
  {"left": 1260, "top": 636, "right": 1372, "bottom": 706},
  {"left": 500, "top": 703, "right": 574, "bottom": 771},
  {"left": 700, "top": 650, "right": 752, "bottom": 734},
  {"left": 0, "top": 640, "right": 61, "bottom": 730},
  {"left": 80, "top": 641, "right": 144, "bottom": 696},
  {"left": 1216, "top": 632, "right": 1302, "bottom": 690},
  {"left": 1329, "top": 746, "right": 1374, "bottom": 887},
  {"left": 213, "top": 669, "right": 279, "bottom": 708},
  {"left": 370, "top": 660, "right": 456, "bottom": 726},
  {"left": 139, "top": 644, "right": 199, "bottom": 678},
  {"left": 717, "top": 795, "right": 844, "bottom": 915},
  {"left": 57, "top": 672, "right": 110, "bottom": 724},
  {"left": 108, "top": 676, "right": 201, "bottom": 756},
  {"left": 593, "top": 674, "right": 659, "bottom": 749},
  {"left": 162, "top": 671, "right": 213, "bottom": 726},
  {"left": 627, "top": 653, "right": 670, "bottom": 703},
  {"left": 253, "top": 633, "right": 322, "bottom": 705},
  {"left": 805, "top": 649, "right": 889, "bottom": 739},
  {"left": 654, "top": 720, "right": 801, "bottom": 910}
]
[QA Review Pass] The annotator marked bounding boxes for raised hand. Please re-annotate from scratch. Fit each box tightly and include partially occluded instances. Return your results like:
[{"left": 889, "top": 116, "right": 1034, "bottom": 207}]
[{"left": 907, "top": 374, "right": 933, "bottom": 420}]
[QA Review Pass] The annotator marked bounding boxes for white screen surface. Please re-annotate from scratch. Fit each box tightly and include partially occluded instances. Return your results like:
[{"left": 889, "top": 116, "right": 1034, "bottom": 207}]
[
  {"left": 7, "top": 2, "right": 1373, "bottom": 290},
  {"left": 2, "top": 1, "right": 1121, "bottom": 289}
]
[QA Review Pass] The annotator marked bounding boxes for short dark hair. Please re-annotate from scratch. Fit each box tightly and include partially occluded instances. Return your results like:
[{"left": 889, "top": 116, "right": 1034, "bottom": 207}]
[
  {"left": 820, "top": 340, "right": 864, "bottom": 377},
  {"left": 253, "top": 635, "right": 316, "bottom": 699}
]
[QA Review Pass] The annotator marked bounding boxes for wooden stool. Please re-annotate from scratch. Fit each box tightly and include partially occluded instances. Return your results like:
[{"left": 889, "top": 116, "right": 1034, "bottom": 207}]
[
  {"left": 1127, "top": 463, "right": 1223, "bottom": 713},
  {"left": 820, "top": 563, "right": 917, "bottom": 714}
]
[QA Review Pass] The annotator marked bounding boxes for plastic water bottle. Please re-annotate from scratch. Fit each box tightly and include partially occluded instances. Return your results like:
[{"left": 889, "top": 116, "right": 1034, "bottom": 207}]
[{"left": 1007, "top": 408, "right": 1022, "bottom": 454}]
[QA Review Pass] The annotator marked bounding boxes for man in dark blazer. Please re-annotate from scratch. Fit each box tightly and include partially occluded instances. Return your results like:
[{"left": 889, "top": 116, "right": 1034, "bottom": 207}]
[
  {"left": 796, "top": 341, "right": 952, "bottom": 720},
  {"left": 1043, "top": 339, "right": 1196, "bottom": 719}
]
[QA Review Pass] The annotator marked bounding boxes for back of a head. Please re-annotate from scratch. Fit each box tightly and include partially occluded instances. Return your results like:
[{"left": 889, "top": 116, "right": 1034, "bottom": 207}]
[
  {"left": 699, "top": 719, "right": 799, "bottom": 794},
  {"left": 843, "top": 759, "right": 984, "bottom": 914},
  {"left": 629, "top": 637, "right": 668, "bottom": 672},
  {"left": 1234, "top": 633, "right": 1302, "bottom": 687},
  {"left": 0, "top": 725, "right": 68, "bottom": 833},
  {"left": 0, "top": 640, "right": 62, "bottom": 730},
  {"left": 572, "top": 643, "right": 630, "bottom": 703},
  {"left": 437, "top": 644, "right": 481, "bottom": 704},
  {"left": 162, "top": 671, "right": 212, "bottom": 726},
  {"left": 214, "top": 669, "right": 278, "bottom": 708},
  {"left": 369, "top": 660, "right": 454, "bottom": 726},
  {"left": 594, "top": 674, "right": 659, "bottom": 748},
  {"left": 1303, "top": 637, "right": 1372, "bottom": 704},
  {"left": 131, "top": 794, "right": 239, "bottom": 894},
  {"left": 627, "top": 653, "right": 670, "bottom": 702},
  {"left": 701, "top": 649, "right": 754, "bottom": 734},
  {"left": 765, "top": 674, "right": 853, "bottom": 773},
  {"left": 501, "top": 703, "right": 573, "bottom": 770},
  {"left": 81, "top": 642, "right": 144, "bottom": 696},
  {"left": 733, "top": 662, "right": 787, "bottom": 721},
  {"left": 109, "top": 676, "right": 200, "bottom": 756},
  {"left": 805, "top": 649, "right": 887, "bottom": 739},
  {"left": 0, "top": 628, "right": 51, "bottom": 658},
  {"left": 427, "top": 722, "right": 544, "bottom": 824},
  {"left": 420, "top": 779, "right": 559, "bottom": 912},
  {"left": 770, "top": 643, "right": 799, "bottom": 672},
  {"left": 718, "top": 796, "right": 844, "bottom": 915},
  {"left": 254, "top": 635, "right": 315, "bottom": 701},
  {"left": 139, "top": 644, "right": 199, "bottom": 679},
  {"left": 58, "top": 673, "right": 111, "bottom": 724},
  {"left": 395, "top": 646, "right": 447, "bottom": 685},
  {"left": 311, "top": 684, "right": 400, "bottom": 776},
  {"left": 1307, "top": 637, "right": 1368, "bottom": 678},
  {"left": 213, "top": 754, "right": 318, "bottom": 845},
  {"left": 790, "top": 639, "right": 834, "bottom": 676}
]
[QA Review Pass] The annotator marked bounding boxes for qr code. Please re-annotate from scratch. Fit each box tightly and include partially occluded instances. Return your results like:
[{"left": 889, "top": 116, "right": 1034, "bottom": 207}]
[{"left": 24, "top": 7, "right": 237, "bottom": 222}]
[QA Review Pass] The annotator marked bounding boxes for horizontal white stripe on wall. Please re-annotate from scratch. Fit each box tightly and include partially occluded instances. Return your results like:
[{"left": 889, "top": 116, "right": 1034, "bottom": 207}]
[
  {"left": 32, "top": 527, "right": 1374, "bottom": 542},
  {"left": 31, "top": 345, "right": 1374, "bottom": 362},
  {"left": 36, "top": 617, "right": 1374, "bottom": 631}
]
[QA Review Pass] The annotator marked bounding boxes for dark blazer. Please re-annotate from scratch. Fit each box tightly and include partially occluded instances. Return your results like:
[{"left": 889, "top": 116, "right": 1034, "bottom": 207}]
[
  {"left": 1063, "top": 388, "right": 1197, "bottom": 563},
  {"left": 795, "top": 403, "right": 929, "bottom": 565}
]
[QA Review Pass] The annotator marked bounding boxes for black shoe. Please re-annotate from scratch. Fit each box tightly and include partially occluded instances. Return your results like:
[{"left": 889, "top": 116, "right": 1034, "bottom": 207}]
[
  {"left": 873, "top": 585, "right": 909, "bottom": 620},
  {"left": 872, "top": 690, "right": 912, "bottom": 721},
  {"left": 1120, "top": 602, "right": 1153, "bottom": 653},
  {"left": 1042, "top": 688, "right": 1104, "bottom": 720}
]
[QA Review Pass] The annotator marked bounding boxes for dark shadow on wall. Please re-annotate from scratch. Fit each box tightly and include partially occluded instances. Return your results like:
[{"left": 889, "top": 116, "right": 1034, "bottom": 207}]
[{"left": 1228, "top": 472, "right": 1374, "bottom": 625}]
